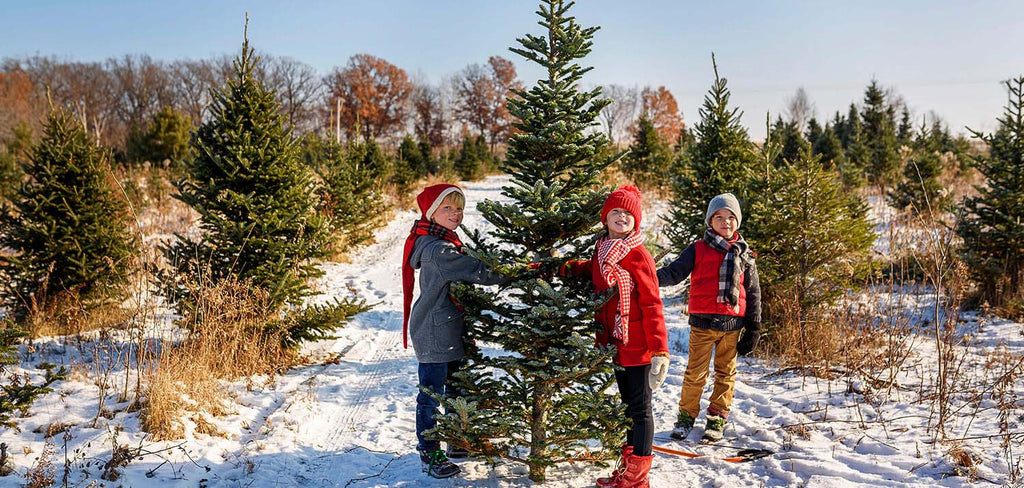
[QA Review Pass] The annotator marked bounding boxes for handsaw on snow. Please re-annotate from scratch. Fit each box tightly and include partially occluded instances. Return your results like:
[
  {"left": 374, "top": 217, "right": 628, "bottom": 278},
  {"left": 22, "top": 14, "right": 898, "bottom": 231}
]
[{"left": 652, "top": 444, "right": 774, "bottom": 463}]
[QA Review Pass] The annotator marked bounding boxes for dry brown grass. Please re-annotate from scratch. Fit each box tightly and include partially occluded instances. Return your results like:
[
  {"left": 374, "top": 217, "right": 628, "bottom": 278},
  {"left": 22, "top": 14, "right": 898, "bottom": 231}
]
[
  {"left": 20, "top": 289, "right": 130, "bottom": 339},
  {"left": 142, "top": 277, "right": 294, "bottom": 440},
  {"left": 762, "top": 292, "right": 889, "bottom": 375}
]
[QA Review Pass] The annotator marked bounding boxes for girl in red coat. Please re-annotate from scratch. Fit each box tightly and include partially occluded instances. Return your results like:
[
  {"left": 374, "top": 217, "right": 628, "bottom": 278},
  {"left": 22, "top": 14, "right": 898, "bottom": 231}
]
[{"left": 566, "top": 185, "right": 669, "bottom": 488}]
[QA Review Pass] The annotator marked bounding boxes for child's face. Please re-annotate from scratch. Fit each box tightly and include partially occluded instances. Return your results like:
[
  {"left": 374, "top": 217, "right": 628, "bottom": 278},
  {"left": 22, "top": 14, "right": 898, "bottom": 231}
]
[
  {"left": 431, "top": 202, "right": 464, "bottom": 231},
  {"left": 710, "top": 208, "right": 738, "bottom": 238},
  {"left": 606, "top": 207, "right": 636, "bottom": 239}
]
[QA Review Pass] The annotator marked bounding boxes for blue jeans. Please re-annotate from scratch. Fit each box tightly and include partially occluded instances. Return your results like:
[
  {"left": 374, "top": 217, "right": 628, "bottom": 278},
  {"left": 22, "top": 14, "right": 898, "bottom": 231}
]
[{"left": 416, "top": 360, "right": 463, "bottom": 452}]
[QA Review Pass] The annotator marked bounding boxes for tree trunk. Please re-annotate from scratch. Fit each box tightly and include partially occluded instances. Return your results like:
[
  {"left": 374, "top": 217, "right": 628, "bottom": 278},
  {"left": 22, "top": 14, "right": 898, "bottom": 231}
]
[{"left": 528, "top": 382, "right": 549, "bottom": 482}]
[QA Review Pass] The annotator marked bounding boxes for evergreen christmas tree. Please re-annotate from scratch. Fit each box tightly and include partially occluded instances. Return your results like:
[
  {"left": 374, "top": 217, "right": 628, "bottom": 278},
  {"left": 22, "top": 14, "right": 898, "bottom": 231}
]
[
  {"left": 622, "top": 115, "right": 673, "bottom": 191},
  {"left": 454, "top": 134, "right": 493, "bottom": 181},
  {"left": 0, "top": 123, "right": 31, "bottom": 202},
  {"left": 394, "top": 135, "right": 428, "bottom": 188},
  {"left": 805, "top": 118, "right": 823, "bottom": 147},
  {"left": 861, "top": 80, "right": 901, "bottom": 187},
  {"left": 0, "top": 109, "right": 137, "bottom": 318},
  {"left": 956, "top": 76, "right": 1024, "bottom": 314},
  {"left": 431, "top": 1, "right": 625, "bottom": 481},
  {"left": 839, "top": 104, "right": 868, "bottom": 188},
  {"left": 160, "top": 26, "right": 360, "bottom": 344},
  {"left": 303, "top": 133, "right": 387, "bottom": 252},
  {"left": 771, "top": 116, "right": 806, "bottom": 166},
  {"left": 745, "top": 143, "right": 875, "bottom": 350},
  {"left": 812, "top": 122, "right": 846, "bottom": 172},
  {"left": 888, "top": 121, "right": 951, "bottom": 218},
  {"left": 665, "top": 55, "right": 759, "bottom": 251},
  {"left": 126, "top": 106, "right": 193, "bottom": 171}
]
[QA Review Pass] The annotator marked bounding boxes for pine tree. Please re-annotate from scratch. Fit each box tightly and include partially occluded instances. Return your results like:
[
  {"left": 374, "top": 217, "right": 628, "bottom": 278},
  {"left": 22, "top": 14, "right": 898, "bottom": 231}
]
[
  {"left": 897, "top": 105, "right": 914, "bottom": 146},
  {"left": 665, "top": 55, "right": 759, "bottom": 250},
  {"left": 772, "top": 116, "right": 806, "bottom": 166},
  {"left": 622, "top": 115, "right": 673, "bottom": 190},
  {"left": 805, "top": 117, "right": 823, "bottom": 147},
  {"left": 812, "top": 122, "right": 846, "bottom": 172},
  {"left": 745, "top": 143, "right": 875, "bottom": 351},
  {"left": 395, "top": 135, "right": 428, "bottom": 187},
  {"left": 126, "top": 106, "right": 193, "bottom": 171},
  {"left": 888, "top": 121, "right": 951, "bottom": 218},
  {"left": 956, "top": 76, "right": 1024, "bottom": 314},
  {"left": 0, "top": 123, "right": 31, "bottom": 201},
  {"left": 0, "top": 109, "right": 137, "bottom": 318},
  {"left": 160, "top": 27, "right": 339, "bottom": 341},
  {"left": 840, "top": 103, "right": 868, "bottom": 188},
  {"left": 454, "top": 134, "right": 493, "bottom": 181},
  {"left": 432, "top": 1, "right": 625, "bottom": 481},
  {"left": 303, "top": 133, "right": 387, "bottom": 252},
  {"left": 861, "top": 80, "right": 901, "bottom": 187}
]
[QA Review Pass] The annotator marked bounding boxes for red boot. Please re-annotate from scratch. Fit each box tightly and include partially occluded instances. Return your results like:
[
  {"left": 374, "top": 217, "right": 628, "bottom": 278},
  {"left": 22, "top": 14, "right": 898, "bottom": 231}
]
[
  {"left": 615, "top": 453, "right": 653, "bottom": 488},
  {"left": 596, "top": 446, "right": 633, "bottom": 487}
]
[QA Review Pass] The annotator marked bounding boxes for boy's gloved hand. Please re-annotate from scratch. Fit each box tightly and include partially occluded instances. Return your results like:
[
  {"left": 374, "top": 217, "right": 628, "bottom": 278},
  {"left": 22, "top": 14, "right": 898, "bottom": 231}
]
[
  {"left": 649, "top": 353, "right": 670, "bottom": 390},
  {"left": 736, "top": 321, "right": 761, "bottom": 355}
]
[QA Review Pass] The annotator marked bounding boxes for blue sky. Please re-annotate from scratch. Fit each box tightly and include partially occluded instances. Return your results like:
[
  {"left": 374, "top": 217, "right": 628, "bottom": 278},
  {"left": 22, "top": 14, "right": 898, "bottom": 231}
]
[{"left": 2, "top": 0, "right": 1022, "bottom": 139}]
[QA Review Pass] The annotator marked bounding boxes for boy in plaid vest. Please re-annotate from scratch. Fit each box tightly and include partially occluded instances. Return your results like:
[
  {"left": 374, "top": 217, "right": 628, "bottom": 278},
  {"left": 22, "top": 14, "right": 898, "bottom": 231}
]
[{"left": 657, "top": 193, "right": 761, "bottom": 443}]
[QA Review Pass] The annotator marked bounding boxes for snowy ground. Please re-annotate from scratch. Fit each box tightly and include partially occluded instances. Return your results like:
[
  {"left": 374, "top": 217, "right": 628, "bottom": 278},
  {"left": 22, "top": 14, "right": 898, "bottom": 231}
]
[{"left": 1, "top": 175, "right": 1022, "bottom": 487}]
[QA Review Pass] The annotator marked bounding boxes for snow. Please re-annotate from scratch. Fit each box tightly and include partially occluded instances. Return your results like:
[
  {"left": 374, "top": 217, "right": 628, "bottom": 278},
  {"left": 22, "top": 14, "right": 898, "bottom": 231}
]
[{"left": 2, "top": 174, "right": 1022, "bottom": 487}]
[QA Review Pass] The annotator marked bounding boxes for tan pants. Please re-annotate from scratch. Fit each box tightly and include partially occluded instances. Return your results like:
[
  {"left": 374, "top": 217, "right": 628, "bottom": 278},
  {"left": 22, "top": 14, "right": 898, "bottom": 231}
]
[{"left": 679, "top": 327, "right": 740, "bottom": 418}]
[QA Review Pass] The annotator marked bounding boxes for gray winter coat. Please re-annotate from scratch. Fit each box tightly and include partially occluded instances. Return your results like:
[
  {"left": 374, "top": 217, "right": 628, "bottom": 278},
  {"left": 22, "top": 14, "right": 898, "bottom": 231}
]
[{"left": 408, "top": 235, "right": 507, "bottom": 363}]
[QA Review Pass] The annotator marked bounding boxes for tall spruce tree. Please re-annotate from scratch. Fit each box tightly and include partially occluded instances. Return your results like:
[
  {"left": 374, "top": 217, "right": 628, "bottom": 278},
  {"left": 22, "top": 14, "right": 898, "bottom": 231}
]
[
  {"left": 160, "top": 26, "right": 346, "bottom": 342},
  {"left": 0, "top": 109, "right": 137, "bottom": 318},
  {"left": 956, "top": 76, "right": 1024, "bottom": 314},
  {"left": 665, "top": 55, "right": 759, "bottom": 250},
  {"left": 622, "top": 115, "right": 673, "bottom": 190},
  {"left": 861, "top": 80, "right": 901, "bottom": 187},
  {"left": 432, "top": 1, "right": 624, "bottom": 481}
]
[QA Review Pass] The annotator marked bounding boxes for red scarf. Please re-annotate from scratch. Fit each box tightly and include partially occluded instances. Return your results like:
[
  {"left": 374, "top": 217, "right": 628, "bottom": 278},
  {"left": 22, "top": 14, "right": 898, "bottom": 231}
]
[
  {"left": 596, "top": 231, "right": 645, "bottom": 345},
  {"left": 402, "top": 219, "right": 464, "bottom": 348}
]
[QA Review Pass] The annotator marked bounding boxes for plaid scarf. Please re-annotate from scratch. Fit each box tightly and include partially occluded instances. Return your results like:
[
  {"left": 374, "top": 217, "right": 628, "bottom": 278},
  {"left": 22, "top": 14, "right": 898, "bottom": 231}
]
[
  {"left": 703, "top": 229, "right": 749, "bottom": 309},
  {"left": 402, "top": 219, "right": 464, "bottom": 349},
  {"left": 596, "top": 231, "right": 645, "bottom": 345}
]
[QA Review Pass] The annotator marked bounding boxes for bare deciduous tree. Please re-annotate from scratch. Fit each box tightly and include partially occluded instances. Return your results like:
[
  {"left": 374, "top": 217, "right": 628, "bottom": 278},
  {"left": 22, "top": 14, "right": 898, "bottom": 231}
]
[
  {"left": 599, "top": 84, "right": 639, "bottom": 145},
  {"left": 786, "top": 87, "right": 816, "bottom": 134},
  {"left": 411, "top": 80, "right": 447, "bottom": 148},
  {"left": 258, "top": 54, "right": 324, "bottom": 134},
  {"left": 452, "top": 56, "right": 522, "bottom": 151}
]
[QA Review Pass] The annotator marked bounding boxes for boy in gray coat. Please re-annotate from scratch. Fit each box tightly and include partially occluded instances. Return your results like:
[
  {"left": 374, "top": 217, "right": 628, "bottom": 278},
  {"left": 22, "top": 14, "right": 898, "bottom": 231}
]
[{"left": 401, "top": 183, "right": 507, "bottom": 478}]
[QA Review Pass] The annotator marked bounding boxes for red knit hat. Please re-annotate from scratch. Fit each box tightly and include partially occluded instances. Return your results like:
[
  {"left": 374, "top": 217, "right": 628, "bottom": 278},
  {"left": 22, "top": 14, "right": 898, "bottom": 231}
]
[
  {"left": 601, "top": 185, "right": 643, "bottom": 229},
  {"left": 416, "top": 183, "right": 464, "bottom": 220}
]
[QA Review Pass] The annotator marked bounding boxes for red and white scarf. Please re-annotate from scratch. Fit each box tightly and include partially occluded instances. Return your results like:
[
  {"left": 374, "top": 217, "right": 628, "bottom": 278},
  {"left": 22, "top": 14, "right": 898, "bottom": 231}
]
[
  {"left": 596, "top": 231, "right": 645, "bottom": 345},
  {"left": 402, "top": 219, "right": 464, "bottom": 349}
]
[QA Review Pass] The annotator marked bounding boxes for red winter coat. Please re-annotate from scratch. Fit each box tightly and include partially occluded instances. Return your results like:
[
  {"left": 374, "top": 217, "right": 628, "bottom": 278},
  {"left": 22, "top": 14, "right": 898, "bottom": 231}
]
[{"left": 568, "top": 246, "right": 669, "bottom": 367}]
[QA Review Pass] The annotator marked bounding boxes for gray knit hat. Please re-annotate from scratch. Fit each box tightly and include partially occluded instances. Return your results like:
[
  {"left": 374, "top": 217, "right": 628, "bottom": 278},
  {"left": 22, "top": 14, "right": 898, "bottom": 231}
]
[{"left": 705, "top": 193, "right": 742, "bottom": 228}]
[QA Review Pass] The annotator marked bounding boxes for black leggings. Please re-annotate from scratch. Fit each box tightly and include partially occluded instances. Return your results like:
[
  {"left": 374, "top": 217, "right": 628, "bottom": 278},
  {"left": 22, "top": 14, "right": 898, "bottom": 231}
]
[{"left": 616, "top": 364, "right": 653, "bottom": 456}]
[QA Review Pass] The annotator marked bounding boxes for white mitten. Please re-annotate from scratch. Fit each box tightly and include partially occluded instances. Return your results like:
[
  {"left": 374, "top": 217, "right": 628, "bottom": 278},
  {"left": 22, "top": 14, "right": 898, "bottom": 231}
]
[{"left": 649, "top": 354, "right": 670, "bottom": 390}]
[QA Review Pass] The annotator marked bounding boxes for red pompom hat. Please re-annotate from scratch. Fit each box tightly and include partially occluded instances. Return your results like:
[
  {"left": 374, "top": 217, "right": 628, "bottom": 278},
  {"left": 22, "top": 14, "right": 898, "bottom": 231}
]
[{"left": 601, "top": 185, "right": 643, "bottom": 229}]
